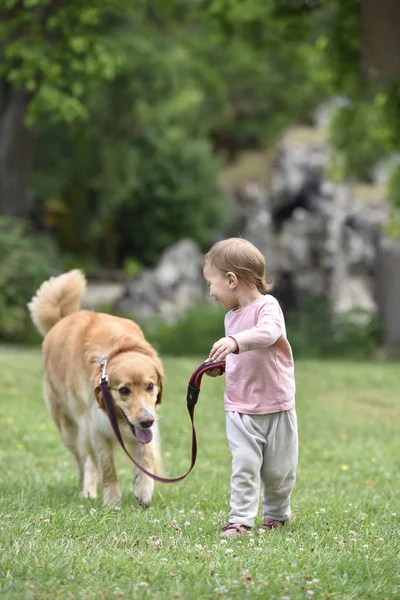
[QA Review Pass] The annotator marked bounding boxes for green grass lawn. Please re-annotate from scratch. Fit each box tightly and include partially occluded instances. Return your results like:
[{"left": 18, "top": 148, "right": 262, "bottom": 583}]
[{"left": 0, "top": 347, "right": 399, "bottom": 599}]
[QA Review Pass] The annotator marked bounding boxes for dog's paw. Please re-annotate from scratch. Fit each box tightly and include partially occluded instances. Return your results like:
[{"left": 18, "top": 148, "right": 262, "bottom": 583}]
[
  {"left": 134, "top": 479, "right": 153, "bottom": 508},
  {"left": 103, "top": 485, "right": 122, "bottom": 504},
  {"left": 81, "top": 487, "right": 97, "bottom": 499},
  {"left": 135, "top": 493, "right": 152, "bottom": 509}
]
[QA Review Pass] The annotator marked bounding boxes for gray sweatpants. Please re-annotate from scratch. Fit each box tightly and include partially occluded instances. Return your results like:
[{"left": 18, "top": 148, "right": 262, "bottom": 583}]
[{"left": 226, "top": 408, "right": 298, "bottom": 528}]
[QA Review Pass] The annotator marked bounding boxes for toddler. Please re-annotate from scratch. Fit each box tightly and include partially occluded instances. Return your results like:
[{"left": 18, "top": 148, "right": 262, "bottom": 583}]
[{"left": 203, "top": 237, "right": 298, "bottom": 537}]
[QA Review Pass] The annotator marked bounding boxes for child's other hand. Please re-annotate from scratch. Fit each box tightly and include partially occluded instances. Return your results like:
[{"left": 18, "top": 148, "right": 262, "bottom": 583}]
[
  {"left": 209, "top": 336, "right": 238, "bottom": 362},
  {"left": 205, "top": 367, "right": 224, "bottom": 377}
]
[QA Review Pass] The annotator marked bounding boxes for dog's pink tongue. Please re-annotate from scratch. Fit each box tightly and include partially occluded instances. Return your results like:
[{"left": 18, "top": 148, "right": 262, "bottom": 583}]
[{"left": 134, "top": 427, "right": 153, "bottom": 444}]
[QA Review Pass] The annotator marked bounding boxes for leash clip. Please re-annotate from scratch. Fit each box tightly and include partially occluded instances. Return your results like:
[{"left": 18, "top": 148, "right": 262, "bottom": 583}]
[{"left": 99, "top": 358, "right": 108, "bottom": 383}]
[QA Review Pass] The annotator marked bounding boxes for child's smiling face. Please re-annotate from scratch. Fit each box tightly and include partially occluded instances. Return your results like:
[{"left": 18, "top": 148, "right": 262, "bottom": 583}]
[{"left": 203, "top": 261, "right": 238, "bottom": 311}]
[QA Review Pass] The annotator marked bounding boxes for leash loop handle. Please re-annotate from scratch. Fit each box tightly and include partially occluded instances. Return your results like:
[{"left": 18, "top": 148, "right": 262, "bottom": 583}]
[{"left": 100, "top": 359, "right": 225, "bottom": 484}]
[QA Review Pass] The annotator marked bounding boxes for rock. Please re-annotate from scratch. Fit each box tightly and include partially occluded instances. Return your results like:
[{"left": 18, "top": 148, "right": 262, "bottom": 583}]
[
  {"left": 230, "top": 181, "right": 279, "bottom": 278},
  {"left": 372, "top": 152, "right": 400, "bottom": 186},
  {"left": 270, "top": 126, "right": 331, "bottom": 223},
  {"left": 312, "top": 96, "right": 351, "bottom": 128},
  {"left": 114, "top": 239, "right": 207, "bottom": 322},
  {"left": 270, "top": 128, "right": 387, "bottom": 317},
  {"left": 82, "top": 282, "right": 126, "bottom": 309}
]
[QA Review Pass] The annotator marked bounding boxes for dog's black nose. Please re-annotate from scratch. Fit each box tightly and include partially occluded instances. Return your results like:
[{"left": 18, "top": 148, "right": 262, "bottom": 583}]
[{"left": 138, "top": 416, "right": 154, "bottom": 428}]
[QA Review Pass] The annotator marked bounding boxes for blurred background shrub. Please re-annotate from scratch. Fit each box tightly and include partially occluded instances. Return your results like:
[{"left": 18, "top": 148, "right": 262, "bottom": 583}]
[{"left": 0, "top": 218, "right": 62, "bottom": 343}]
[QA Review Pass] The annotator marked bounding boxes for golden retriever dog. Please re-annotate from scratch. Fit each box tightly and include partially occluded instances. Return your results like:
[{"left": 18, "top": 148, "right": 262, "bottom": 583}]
[{"left": 28, "top": 270, "right": 164, "bottom": 507}]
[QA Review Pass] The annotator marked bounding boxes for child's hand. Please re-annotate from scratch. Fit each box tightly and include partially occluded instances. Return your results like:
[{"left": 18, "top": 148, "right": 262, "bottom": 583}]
[
  {"left": 205, "top": 367, "right": 224, "bottom": 377},
  {"left": 209, "top": 336, "right": 238, "bottom": 362}
]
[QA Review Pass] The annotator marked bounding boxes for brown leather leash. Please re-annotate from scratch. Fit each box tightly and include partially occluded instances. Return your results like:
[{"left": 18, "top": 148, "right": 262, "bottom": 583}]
[{"left": 99, "top": 359, "right": 226, "bottom": 483}]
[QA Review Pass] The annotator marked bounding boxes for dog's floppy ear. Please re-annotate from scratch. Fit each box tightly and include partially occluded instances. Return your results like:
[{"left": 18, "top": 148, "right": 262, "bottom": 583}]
[
  {"left": 94, "top": 385, "right": 105, "bottom": 410},
  {"left": 153, "top": 355, "right": 165, "bottom": 405},
  {"left": 90, "top": 359, "right": 106, "bottom": 410}
]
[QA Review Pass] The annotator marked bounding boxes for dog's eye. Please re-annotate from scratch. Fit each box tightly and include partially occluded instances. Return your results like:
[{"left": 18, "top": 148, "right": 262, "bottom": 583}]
[
  {"left": 146, "top": 382, "right": 154, "bottom": 392},
  {"left": 119, "top": 387, "right": 131, "bottom": 397}
]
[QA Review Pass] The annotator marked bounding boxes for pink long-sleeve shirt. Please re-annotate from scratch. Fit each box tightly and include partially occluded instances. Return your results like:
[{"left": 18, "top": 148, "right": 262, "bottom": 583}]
[{"left": 224, "top": 294, "right": 295, "bottom": 414}]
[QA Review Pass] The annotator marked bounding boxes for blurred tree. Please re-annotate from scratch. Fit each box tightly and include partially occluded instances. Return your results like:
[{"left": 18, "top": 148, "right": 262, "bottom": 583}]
[
  {"left": 3, "top": 0, "right": 400, "bottom": 267},
  {"left": 361, "top": 0, "right": 400, "bottom": 84},
  {"left": 0, "top": 0, "right": 128, "bottom": 217},
  {"left": 29, "top": 0, "right": 328, "bottom": 267},
  {"left": 191, "top": 0, "right": 325, "bottom": 151},
  {"left": 0, "top": 216, "right": 61, "bottom": 341},
  {"left": 30, "top": 5, "right": 229, "bottom": 267},
  {"left": 312, "top": 0, "right": 400, "bottom": 186}
]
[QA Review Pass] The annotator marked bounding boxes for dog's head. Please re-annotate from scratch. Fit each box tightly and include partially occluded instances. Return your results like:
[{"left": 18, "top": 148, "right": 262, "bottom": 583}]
[{"left": 93, "top": 349, "right": 165, "bottom": 444}]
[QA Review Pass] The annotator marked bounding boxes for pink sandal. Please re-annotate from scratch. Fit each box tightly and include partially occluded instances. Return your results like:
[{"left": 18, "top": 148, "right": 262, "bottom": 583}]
[
  {"left": 260, "top": 518, "right": 286, "bottom": 531},
  {"left": 220, "top": 523, "right": 252, "bottom": 537}
]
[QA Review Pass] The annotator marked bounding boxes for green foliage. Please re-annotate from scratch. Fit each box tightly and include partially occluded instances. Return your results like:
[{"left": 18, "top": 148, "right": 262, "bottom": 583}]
[
  {"left": 329, "top": 95, "right": 397, "bottom": 181},
  {"left": 385, "top": 163, "right": 400, "bottom": 238},
  {"left": 4, "top": 0, "right": 400, "bottom": 264},
  {"left": 111, "top": 134, "right": 227, "bottom": 265},
  {"left": 287, "top": 295, "right": 382, "bottom": 360},
  {"left": 123, "top": 257, "right": 143, "bottom": 279},
  {"left": 386, "top": 163, "right": 400, "bottom": 211},
  {"left": 32, "top": 127, "right": 226, "bottom": 266},
  {"left": 7, "top": 0, "right": 375, "bottom": 268},
  {"left": 26, "top": 0, "right": 332, "bottom": 270},
  {"left": 311, "top": 0, "right": 400, "bottom": 189},
  {"left": 0, "top": 218, "right": 62, "bottom": 342},
  {"left": 0, "top": 0, "right": 129, "bottom": 124},
  {"left": 28, "top": 2, "right": 234, "bottom": 267},
  {"left": 136, "top": 303, "right": 225, "bottom": 357},
  {"left": 186, "top": 0, "right": 330, "bottom": 140},
  {"left": 315, "top": 0, "right": 361, "bottom": 96}
]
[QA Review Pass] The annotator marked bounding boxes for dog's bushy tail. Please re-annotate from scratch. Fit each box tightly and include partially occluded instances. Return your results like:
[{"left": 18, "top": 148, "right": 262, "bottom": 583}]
[{"left": 28, "top": 270, "right": 87, "bottom": 336}]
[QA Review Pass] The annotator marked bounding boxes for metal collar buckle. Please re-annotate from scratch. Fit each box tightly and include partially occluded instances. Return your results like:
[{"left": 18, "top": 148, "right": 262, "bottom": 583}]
[{"left": 99, "top": 358, "right": 108, "bottom": 383}]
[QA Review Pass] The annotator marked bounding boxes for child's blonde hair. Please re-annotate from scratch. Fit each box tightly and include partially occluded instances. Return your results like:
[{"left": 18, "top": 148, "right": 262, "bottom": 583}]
[{"left": 205, "top": 238, "right": 273, "bottom": 294}]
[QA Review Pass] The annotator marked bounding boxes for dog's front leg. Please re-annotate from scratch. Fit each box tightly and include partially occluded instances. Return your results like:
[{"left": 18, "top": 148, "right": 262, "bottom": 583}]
[
  {"left": 133, "top": 443, "right": 156, "bottom": 508},
  {"left": 95, "top": 435, "right": 122, "bottom": 504},
  {"left": 81, "top": 455, "right": 98, "bottom": 499}
]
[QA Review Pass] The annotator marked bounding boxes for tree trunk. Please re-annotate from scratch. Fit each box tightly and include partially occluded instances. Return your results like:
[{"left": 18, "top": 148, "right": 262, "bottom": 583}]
[
  {"left": 0, "top": 78, "right": 34, "bottom": 218},
  {"left": 361, "top": 0, "right": 400, "bottom": 83},
  {"left": 375, "top": 238, "right": 400, "bottom": 358}
]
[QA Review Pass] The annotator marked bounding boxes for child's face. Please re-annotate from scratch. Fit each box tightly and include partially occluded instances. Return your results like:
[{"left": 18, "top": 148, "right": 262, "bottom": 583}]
[{"left": 203, "top": 261, "right": 238, "bottom": 311}]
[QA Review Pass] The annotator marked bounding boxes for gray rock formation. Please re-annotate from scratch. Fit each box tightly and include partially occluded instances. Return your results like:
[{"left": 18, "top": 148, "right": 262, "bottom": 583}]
[
  {"left": 114, "top": 239, "right": 207, "bottom": 323},
  {"left": 270, "top": 128, "right": 388, "bottom": 316}
]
